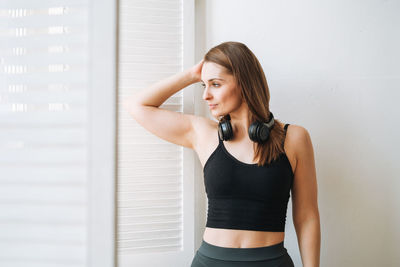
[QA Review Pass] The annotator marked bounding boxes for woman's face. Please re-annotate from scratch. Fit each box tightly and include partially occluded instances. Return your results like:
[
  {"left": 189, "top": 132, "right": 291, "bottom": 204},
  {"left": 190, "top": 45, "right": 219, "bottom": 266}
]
[{"left": 200, "top": 62, "right": 243, "bottom": 119}]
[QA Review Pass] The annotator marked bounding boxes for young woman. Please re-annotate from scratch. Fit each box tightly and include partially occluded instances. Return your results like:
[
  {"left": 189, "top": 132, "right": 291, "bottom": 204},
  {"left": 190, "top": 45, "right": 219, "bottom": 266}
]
[{"left": 123, "top": 41, "right": 321, "bottom": 267}]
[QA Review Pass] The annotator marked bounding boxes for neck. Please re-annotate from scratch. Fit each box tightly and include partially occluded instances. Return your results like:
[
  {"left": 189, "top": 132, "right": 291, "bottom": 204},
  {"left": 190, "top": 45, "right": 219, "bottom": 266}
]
[{"left": 227, "top": 102, "right": 251, "bottom": 142}]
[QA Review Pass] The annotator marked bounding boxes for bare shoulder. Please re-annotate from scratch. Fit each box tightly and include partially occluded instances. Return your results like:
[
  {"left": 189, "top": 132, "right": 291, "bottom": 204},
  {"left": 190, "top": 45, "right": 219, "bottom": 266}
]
[
  {"left": 285, "top": 124, "right": 313, "bottom": 172},
  {"left": 285, "top": 124, "right": 310, "bottom": 141},
  {"left": 190, "top": 115, "right": 219, "bottom": 167}
]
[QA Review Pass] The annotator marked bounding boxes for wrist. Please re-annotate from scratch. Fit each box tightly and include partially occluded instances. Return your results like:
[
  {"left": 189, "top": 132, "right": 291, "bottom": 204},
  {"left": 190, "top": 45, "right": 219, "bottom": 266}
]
[{"left": 183, "top": 69, "right": 199, "bottom": 84}]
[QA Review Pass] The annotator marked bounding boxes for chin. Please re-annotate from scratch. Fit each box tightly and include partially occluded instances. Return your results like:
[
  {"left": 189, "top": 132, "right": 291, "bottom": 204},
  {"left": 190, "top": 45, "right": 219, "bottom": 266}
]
[{"left": 211, "top": 112, "right": 219, "bottom": 120}]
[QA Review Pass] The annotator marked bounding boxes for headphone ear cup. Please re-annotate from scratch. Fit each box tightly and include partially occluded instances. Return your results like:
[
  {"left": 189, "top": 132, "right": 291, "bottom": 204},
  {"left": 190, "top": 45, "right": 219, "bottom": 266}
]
[
  {"left": 259, "top": 126, "right": 271, "bottom": 143},
  {"left": 248, "top": 122, "right": 259, "bottom": 142},
  {"left": 248, "top": 121, "right": 271, "bottom": 143},
  {"left": 218, "top": 119, "right": 233, "bottom": 141}
]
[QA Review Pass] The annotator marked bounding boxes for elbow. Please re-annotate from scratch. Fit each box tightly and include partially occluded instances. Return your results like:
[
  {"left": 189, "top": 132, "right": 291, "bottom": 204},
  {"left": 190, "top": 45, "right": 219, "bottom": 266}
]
[
  {"left": 293, "top": 209, "right": 320, "bottom": 227},
  {"left": 123, "top": 94, "right": 140, "bottom": 113},
  {"left": 122, "top": 98, "right": 143, "bottom": 123}
]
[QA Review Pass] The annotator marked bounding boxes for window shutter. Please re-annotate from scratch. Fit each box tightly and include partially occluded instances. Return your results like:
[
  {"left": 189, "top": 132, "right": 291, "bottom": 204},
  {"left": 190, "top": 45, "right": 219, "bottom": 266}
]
[
  {"left": 117, "top": 0, "right": 196, "bottom": 266},
  {"left": 0, "top": 1, "right": 90, "bottom": 266}
]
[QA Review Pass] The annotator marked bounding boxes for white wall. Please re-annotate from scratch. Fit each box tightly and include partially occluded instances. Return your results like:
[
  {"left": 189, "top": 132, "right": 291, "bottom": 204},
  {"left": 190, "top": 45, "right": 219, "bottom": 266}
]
[{"left": 195, "top": 0, "right": 400, "bottom": 266}]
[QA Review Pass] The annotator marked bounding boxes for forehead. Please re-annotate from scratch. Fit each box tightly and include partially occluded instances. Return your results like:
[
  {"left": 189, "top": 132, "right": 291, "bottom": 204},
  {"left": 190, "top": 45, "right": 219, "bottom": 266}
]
[{"left": 201, "top": 62, "right": 230, "bottom": 81}]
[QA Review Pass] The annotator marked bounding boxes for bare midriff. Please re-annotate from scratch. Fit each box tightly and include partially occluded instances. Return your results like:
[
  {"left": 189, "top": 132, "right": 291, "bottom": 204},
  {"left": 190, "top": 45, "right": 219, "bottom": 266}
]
[{"left": 203, "top": 227, "right": 285, "bottom": 248}]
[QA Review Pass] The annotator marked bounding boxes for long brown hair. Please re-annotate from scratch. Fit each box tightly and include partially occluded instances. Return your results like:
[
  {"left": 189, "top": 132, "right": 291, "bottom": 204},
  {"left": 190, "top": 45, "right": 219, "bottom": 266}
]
[{"left": 203, "top": 41, "right": 287, "bottom": 166}]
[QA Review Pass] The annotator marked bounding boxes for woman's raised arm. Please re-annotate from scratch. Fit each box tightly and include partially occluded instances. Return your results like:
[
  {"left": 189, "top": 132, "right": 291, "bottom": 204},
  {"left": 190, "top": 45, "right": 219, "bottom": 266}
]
[{"left": 122, "top": 60, "right": 206, "bottom": 149}]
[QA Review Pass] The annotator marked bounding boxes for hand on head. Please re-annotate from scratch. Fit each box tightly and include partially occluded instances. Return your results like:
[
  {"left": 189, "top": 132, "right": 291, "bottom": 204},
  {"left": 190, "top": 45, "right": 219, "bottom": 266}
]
[{"left": 189, "top": 59, "right": 205, "bottom": 83}]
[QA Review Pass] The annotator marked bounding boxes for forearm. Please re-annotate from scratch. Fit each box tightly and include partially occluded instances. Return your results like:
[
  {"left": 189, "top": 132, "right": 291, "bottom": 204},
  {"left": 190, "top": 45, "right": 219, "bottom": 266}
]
[
  {"left": 294, "top": 216, "right": 321, "bottom": 267},
  {"left": 124, "top": 69, "right": 196, "bottom": 109}
]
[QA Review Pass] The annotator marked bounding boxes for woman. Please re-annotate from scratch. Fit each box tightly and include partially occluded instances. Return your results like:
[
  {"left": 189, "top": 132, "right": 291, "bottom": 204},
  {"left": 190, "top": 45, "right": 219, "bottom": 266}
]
[{"left": 123, "top": 41, "right": 321, "bottom": 267}]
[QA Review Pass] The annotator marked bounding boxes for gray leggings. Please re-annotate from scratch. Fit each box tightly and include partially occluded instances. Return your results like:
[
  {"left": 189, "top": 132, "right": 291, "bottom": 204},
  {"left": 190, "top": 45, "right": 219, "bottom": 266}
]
[{"left": 190, "top": 239, "right": 295, "bottom": 267}]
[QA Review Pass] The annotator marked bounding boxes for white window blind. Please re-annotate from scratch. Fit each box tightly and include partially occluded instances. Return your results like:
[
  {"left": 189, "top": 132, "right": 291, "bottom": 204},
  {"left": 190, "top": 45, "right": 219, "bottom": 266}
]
[
  {"left": 0, "top": 1, "right": 117, "bottom": 267},
  {"left": 0, "top": 1, "right": 89, "bottom": 266},
  {"left": 117, "top": 0, "right": 196, "bottom": 266}
]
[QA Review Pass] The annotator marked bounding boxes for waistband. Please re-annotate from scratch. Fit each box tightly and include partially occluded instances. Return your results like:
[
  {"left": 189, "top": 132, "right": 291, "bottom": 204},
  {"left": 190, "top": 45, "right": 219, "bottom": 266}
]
[{"left": 198, "top": 239, "right": 288, "bottom": 261}]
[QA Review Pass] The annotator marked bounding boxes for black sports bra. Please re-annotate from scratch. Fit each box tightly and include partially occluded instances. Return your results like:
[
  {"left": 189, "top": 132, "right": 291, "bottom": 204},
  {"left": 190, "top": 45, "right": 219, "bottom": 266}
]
[{"left": 203, "top": 123, "right": 294, "bottom": 232}]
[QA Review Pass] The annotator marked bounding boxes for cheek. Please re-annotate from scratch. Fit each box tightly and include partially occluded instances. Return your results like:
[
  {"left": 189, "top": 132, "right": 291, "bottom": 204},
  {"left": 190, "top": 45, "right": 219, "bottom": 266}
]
[
  {"left": 216, "top": 85, "right": 240, "bottom": 106},
  {"left": 226, "top": 90, "right": 241, "bottom": 106}
]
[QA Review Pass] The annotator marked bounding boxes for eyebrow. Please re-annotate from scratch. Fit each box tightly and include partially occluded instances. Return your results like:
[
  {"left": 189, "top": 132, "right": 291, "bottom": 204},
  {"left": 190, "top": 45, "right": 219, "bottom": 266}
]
[{"left": 200, "top": 78, "right": 225, "bottom": 82}]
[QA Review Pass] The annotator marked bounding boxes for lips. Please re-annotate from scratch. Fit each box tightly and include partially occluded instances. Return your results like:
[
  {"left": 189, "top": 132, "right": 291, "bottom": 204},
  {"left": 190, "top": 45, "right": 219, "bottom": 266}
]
[{"left": 208, "top": 104, "right": 218, "bottom": 108}]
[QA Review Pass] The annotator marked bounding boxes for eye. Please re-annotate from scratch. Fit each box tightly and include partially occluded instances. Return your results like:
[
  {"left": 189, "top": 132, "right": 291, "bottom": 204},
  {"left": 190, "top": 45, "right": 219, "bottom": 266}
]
[{"left": 200, "top": 83, "right": 220, "bottom": 88}]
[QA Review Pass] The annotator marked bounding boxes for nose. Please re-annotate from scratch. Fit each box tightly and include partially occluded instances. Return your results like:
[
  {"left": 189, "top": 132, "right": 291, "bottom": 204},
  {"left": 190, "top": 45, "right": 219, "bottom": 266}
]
[{"left": 202, "top": 86, "right": 212, "bottom": 101}]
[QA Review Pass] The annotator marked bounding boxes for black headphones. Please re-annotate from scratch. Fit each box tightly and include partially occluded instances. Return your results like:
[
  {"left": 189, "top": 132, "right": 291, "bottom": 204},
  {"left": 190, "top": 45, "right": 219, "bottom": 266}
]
[{"left": 218, "top": 112, "right": 275, "bottom": 143}]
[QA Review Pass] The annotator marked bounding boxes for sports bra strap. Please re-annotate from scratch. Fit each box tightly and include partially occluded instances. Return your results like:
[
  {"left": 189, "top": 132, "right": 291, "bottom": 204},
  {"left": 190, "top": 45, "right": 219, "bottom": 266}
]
[
  {"left": 284, "top": 123, "right": 289, "bottom": 132},
  {"left": 282, "top": 123, "right": 290, "bottom": 147}
]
